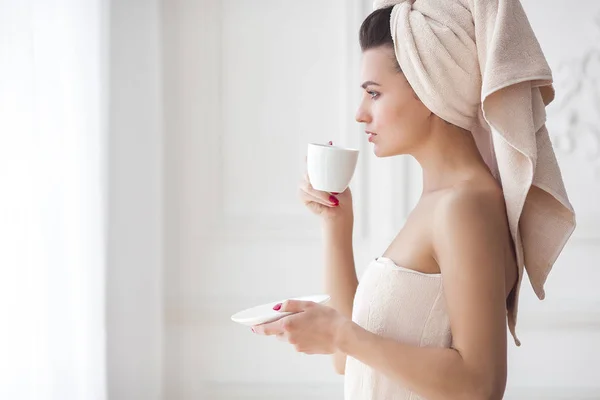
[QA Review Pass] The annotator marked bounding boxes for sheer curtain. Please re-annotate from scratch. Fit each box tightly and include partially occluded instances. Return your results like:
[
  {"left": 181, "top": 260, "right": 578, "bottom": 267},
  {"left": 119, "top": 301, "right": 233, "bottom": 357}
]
[{"left": 0, "top": 1, "right": 107, "bottom": 399}]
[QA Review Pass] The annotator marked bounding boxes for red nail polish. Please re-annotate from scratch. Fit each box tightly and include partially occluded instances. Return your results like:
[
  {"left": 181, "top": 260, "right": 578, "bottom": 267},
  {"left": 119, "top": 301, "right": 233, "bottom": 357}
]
[
  {"left": 328, "top": 141, "right": 333, "bottom": 145},
  {"left": 273, "top": 303, "right": 282, "bottom": 311},
  {"left": 329, "top": 195, "right": 339, "bottom": 205}
]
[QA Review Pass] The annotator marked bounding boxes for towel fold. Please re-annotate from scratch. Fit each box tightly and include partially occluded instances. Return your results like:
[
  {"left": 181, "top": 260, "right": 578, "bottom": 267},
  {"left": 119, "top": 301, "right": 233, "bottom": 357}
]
[{"left": 373, "top": 0, "right": 576, "bottom": 345}]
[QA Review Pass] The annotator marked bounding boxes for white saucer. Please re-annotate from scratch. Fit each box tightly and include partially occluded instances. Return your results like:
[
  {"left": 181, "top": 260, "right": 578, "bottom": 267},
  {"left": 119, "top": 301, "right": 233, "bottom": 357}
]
[{"left": 230, "top": 294, "right": 331, "bottom": 327}]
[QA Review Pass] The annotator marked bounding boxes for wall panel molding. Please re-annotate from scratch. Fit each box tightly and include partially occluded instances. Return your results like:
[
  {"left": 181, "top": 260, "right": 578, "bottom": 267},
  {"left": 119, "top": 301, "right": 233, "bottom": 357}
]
[{"left": 198, "top": 0, "right": 370, "bottom": 242}]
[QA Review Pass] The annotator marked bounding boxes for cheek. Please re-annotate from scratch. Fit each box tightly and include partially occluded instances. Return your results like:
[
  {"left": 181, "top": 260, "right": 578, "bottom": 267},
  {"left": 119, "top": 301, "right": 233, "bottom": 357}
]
[
  {"left": 374, "top": 96, "right": 429, "bottom": 155},
  {"left": 392, "top": 96, "right": 429, "bottom": 136},
  {"left": 374, "top": 97, "right": 413, "bottom": 137},
  {"left": 373, "top": 99, "right": 402, "bottom": 130}
]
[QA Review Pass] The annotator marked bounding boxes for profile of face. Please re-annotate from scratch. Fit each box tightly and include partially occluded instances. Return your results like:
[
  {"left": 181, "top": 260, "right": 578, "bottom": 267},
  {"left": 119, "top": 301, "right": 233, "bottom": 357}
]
[{"left": 355, "top": 46, "right": 432, "bottom": 158}]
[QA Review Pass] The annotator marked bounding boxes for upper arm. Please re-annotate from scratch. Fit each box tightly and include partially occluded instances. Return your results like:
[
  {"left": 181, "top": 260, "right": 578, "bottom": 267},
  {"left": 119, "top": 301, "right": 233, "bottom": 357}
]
[{"left": 433, "top": 190, "right": 508, "bottom": 392}]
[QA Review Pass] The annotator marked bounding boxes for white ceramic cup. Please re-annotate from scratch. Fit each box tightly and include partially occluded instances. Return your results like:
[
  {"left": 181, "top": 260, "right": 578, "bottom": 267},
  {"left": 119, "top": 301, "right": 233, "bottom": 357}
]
[{"left": 307, "top": 143, "right": 359, "bottom": 193}]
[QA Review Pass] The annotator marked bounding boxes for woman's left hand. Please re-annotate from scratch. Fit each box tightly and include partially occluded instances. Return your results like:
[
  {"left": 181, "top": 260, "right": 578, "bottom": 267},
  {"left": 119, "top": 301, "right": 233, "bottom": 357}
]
[{"left": 252, "top": 299, "right": 349, "bottom": 355}]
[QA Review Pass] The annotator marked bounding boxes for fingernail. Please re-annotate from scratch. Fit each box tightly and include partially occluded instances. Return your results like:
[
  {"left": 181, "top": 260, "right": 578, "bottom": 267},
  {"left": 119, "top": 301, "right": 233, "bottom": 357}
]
[
  {"left": 328, "top": 141, "right": 333, "bottom": 145},
  {"left": 331, "top": 192, "right": 339, "bottom": 195},
  {"left": 251, "top": 327, "right": 255, "bottom": 333},
  {"left": 329, "top": 195, "right": 339, "bottom": 205},
  {"left": 273, "top": 303, "right": 282, "bottom": 311}
]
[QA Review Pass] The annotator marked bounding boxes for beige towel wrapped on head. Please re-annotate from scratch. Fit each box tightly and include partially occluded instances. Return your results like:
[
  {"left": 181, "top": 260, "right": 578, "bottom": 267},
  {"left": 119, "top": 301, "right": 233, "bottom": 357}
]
[{"left": 373, "top": 0, "right": 576, "bottom": 345}]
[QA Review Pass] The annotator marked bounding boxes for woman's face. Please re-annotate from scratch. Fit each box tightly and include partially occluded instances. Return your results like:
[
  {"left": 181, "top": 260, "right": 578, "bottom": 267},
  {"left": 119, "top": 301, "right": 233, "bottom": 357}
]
[{"left": 355, "top": 46, "right": 432, "bottom": 157}]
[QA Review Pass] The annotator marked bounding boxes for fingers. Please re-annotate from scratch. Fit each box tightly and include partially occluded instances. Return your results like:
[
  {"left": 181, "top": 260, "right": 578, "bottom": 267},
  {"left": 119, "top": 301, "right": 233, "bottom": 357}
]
[
  {"left": 299, "top": 173, "right": 339, "bottom": 206},
  {"left": 253, "top": 312, "right": 299, "bottom": 336},
  {"left": 253, "top": 319, "right": 284, "bottom": 336},
  {"left": 275, "top": 332, "right": 287, "bottom": 342},
  {"left": 278, "top": 299, "right": 315, "bottom": 313},
  {"left": 299, "top": 188, "right": 338, "bottom": 208}
]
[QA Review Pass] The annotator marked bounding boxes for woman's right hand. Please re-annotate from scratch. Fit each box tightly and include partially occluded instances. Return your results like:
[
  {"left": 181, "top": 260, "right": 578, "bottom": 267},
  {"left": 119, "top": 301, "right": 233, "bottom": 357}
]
[{"left": 298, "top": 164, "right": 353, "bottom": 224}]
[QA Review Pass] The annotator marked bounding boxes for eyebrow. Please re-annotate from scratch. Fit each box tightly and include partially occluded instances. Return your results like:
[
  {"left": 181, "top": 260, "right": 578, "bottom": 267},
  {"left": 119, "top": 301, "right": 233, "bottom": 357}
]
[{"left": 361, "top": 81, "right": 381, "bottom": 89}]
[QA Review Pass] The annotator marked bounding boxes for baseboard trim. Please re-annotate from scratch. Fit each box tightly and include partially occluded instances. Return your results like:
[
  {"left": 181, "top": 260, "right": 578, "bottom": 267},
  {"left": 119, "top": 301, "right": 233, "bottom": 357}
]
[
  {"left": 200, "top": 382, "right": 600, "bottom": 399},
  {"left": 202, "top": 382, "right": 341, "bottom": 400}
]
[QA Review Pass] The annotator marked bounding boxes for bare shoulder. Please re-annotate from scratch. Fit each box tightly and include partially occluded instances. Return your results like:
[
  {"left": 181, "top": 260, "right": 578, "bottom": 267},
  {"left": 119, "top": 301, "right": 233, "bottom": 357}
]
[
  {"left": 432, "top": 181, "right": 511, "bottom": 270},
  {"left": 434, "top": 181, "right": 507, "bottom": 234}
]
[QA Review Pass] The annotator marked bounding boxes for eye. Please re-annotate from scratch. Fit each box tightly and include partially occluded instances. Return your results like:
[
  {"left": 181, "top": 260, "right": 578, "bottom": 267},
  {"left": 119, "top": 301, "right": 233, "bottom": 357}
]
[{"left": 367, "top": 90, "right": 380, "bottom": 99}]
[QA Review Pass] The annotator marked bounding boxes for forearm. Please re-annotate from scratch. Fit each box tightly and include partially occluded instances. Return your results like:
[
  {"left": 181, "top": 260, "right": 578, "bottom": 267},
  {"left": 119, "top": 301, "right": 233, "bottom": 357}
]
[
  {"left": 322, "top": 219, "right": 358, "bottom": 319},
  {"left": 336, "top": 321, "right": 502, "bottom": 400},
  {"left": 322, "top": 219, "right": 358, "bottom": 374}
]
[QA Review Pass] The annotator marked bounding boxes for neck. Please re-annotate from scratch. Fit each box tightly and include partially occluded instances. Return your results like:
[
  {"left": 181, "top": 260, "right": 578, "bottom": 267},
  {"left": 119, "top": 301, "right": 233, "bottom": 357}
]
[{"left": 411, "top": 118, "right": 491, "bottom": 194}]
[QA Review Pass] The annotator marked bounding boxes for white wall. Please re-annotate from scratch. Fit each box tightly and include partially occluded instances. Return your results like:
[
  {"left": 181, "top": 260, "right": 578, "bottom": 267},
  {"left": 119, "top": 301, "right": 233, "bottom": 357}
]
[
  {"left": 162, "top": 1, "right": 370, "bottom": 398},
  {"left": 106, "top": 0, "right": 164, "bottom": 399}
]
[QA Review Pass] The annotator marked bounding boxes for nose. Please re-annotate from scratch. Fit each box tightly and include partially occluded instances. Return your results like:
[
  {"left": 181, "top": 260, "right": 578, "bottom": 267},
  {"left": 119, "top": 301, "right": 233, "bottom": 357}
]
[{"left": 355, "top": 101, "right": 371, "bottom": 124}]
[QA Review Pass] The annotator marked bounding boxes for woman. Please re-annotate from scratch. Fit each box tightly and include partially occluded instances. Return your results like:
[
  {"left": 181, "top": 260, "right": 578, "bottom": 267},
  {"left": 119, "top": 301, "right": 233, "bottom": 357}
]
[{"left": 253, "top": 1, "right": 575, "bottom": 399}]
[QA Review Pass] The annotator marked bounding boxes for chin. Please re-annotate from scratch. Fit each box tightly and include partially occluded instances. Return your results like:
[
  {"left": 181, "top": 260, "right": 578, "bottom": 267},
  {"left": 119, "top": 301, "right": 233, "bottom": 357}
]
[
  {"left": 373, "top": 145, "right": 397, "bottom": 158},
  {"left": 373, "top": 148, "right": 390, "bottom": 158}
]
